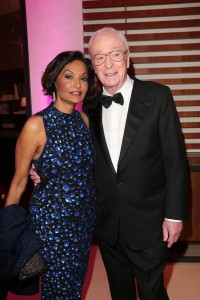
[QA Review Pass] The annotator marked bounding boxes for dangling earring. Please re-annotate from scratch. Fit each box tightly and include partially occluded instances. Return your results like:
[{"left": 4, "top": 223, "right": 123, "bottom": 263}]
[
  {"left": 53, "top": 83, "right": 57, "bottom": 101},
  {"left": 53, "top": 91, "right": 56, "bottom": 101}
]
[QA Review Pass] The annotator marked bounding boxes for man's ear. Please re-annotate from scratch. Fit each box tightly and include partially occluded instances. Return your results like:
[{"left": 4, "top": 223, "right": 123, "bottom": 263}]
[{"left": 127, "top": 54, "right": 130, "bottom": 68}]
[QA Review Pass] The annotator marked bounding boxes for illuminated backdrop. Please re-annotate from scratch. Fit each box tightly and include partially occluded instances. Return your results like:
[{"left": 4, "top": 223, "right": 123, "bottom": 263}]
[{"left": 25, "top": 0, "right": 83, "bottom": 114}]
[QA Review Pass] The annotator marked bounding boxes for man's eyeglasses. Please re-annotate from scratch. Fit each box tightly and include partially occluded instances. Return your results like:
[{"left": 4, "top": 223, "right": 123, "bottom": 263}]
[{"left": 93, "top": 50, "right": 128, "bottom": 66}]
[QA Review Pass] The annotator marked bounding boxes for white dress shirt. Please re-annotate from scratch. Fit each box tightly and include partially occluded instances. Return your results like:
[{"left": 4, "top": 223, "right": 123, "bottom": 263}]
[{"left": 102, "top": 75, "right": 133, "bottom": 171}]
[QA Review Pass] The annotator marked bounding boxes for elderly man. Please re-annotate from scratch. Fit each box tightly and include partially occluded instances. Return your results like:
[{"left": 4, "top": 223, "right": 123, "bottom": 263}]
[{"left": 83, "top": 27, "right": 188, "bottom": 300}]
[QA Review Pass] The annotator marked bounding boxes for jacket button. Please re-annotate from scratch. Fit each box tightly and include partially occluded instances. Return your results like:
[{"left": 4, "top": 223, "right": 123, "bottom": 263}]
[{"left": 117, "top": 182, "right": 123, "bottom": 186}]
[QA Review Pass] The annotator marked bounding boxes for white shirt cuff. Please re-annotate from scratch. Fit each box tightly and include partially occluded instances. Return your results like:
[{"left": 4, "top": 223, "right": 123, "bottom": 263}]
[{"left": 165, "top": 218, "right": 182, "bottom": 222}]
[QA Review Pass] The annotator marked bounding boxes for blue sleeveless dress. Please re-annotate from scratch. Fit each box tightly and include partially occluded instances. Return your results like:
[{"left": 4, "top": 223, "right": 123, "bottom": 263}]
[{"left": 29, "top": 103, "right": 96, "bottom": 300}]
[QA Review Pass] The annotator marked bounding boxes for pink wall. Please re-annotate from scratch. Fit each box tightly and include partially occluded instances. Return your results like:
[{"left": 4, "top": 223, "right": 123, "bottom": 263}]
[{"left": 25, "top": 0, "right": 83, "bottom": 114}]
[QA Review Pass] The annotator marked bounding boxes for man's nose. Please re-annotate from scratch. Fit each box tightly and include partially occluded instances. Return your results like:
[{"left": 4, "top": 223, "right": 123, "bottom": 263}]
[{"left": 104, "top": 54, "right": 113, "bottom": 68}]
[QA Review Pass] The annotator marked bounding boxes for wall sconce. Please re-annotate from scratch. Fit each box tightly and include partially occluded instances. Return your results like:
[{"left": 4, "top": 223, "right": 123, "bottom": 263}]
[{"left": 21, "top": 96, "right": 27, "bottom": 107}]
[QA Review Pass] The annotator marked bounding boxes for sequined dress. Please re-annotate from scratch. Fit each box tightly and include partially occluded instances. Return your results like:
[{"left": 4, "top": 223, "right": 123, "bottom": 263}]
[{"left": 29, "top": 103, "right": 96, "bottom": 300}]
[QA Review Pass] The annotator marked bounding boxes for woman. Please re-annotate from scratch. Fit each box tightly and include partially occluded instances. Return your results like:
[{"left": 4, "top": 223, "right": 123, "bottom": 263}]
[{"left": 5, "top": 51, "right": 97, "bottom": 300}]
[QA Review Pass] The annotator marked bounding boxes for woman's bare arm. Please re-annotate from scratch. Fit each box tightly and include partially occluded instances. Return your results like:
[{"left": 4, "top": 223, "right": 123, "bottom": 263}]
[{"left": 5, "top": 115, "right": 45, "bottom": 206}]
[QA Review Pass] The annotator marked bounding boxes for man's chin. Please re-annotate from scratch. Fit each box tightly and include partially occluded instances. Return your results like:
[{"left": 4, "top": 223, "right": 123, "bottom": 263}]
[{"left": 104, "top": 82, "right": 121, "bottom": 92}]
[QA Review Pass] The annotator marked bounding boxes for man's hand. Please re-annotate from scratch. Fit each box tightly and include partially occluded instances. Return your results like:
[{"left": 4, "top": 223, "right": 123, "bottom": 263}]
[
  {"left": 29, "top": 164, "right": 41, "bottom": 186},
  {"left": 162, "top": 219, "right": 183, "bottom": 248}
]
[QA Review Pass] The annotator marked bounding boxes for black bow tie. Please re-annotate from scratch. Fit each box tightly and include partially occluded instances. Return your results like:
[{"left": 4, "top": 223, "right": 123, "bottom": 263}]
[{"left": 101, "top": 92, "right": 124, "bottom": 108}]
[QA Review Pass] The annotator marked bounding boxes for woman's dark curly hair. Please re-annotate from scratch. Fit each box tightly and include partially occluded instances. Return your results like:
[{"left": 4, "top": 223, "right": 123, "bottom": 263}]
[{"left": 41, "top": 51, "right": 97, "bottom": 101}]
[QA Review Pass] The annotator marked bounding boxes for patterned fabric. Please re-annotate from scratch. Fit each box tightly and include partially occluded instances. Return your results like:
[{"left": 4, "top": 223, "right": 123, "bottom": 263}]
[{"left": 29, "top": 102, "right": 96, "bottom": 300}]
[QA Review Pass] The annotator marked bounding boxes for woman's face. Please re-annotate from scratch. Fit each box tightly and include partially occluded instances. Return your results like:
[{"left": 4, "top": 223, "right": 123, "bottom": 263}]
[{"left": 55, "top": 60, "right": 89, "bottom": 105}]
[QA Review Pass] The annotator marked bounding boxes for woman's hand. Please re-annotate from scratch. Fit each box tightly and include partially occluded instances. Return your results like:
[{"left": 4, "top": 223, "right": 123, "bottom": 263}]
[{"left": 29, "top": 164, "right": 41, "bottom": 186}]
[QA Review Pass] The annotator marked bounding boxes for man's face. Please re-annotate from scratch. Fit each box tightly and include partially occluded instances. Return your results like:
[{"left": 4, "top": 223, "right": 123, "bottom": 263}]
[{"left": 90, "top": 32, "right": 130, "bottom": 95}]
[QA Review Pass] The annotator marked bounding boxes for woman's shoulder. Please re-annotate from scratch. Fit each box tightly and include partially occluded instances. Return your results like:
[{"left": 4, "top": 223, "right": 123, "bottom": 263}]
[{"left": 21, "top": 115, "right": 44, "bottom": 135}]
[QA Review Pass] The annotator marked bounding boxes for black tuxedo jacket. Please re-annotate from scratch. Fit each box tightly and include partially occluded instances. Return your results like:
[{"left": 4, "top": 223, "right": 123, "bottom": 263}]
[{"left": 83, "top": 77, "right": 188, "bottom": 250}]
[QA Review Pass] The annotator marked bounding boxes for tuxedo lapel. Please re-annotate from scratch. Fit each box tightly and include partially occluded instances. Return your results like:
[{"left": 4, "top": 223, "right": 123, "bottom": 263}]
[
  {"left": 118, "top": 79, "right": 151, "bottom": 166},
  {"left": 89, "top": 100, "right": 116, "bottom": 175}
]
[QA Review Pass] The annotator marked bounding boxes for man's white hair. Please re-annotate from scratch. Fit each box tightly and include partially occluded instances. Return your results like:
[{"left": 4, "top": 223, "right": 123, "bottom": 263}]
[{"left": 88, "top": 27, "right": 129, "bottom": 56}]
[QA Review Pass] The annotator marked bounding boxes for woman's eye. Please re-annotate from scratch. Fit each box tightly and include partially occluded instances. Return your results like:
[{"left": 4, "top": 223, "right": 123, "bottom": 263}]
[
  {"left": 81, "top": 77, "right": 88, "bottom": 81},
  {"left": 65, "top": 74, "right": 72, "bottom": 79}
]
